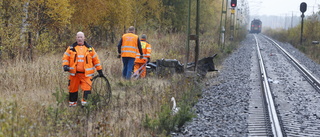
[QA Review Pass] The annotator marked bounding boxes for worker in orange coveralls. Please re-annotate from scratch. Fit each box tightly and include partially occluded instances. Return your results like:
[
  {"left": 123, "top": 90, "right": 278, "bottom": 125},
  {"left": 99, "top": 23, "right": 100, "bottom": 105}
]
[
  {"left": 134, "top": 34, "right": 152, "bottom": 78},
  {"left": 62, "top": 32, "right": 104, "bottom": 107}
]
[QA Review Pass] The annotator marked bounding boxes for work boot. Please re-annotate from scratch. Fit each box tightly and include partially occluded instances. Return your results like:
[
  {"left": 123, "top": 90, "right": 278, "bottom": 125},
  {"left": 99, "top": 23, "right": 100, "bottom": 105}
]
[
  {"left": 69, "top": 101, "right": 77, "bottom": 107},
  {"left": 82, "top": 90, "right": 91, "bottom": 106},
  {"left": 81, "top": 99, "right": 87, "bottom": 106}
]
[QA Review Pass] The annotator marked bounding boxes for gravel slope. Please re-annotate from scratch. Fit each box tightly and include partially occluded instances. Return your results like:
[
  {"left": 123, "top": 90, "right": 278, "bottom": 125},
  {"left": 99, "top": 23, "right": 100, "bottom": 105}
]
[{"left": 173, "top": 35, "right": 255, "bottom": 136}]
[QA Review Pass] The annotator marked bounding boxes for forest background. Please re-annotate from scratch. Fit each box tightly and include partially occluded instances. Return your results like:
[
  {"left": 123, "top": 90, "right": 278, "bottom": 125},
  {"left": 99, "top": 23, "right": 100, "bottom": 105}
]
[{"left": 0, "top": 0, "right": 230, "bottom": 60}]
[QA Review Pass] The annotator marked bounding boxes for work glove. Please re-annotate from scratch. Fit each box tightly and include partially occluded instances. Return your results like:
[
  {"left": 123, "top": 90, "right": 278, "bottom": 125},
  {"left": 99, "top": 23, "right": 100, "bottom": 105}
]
[
  {"left": 147, "top": 57, "right": 150, "bottom": 63},
  {"left": 63, "top": 65, "right": 70, "bottom": 72},
  {"left": 117, "top": 54, "right": 121, "bottom": 58},
  {"left": 97, "top": 70, "right": 104, "bottom": 77}
]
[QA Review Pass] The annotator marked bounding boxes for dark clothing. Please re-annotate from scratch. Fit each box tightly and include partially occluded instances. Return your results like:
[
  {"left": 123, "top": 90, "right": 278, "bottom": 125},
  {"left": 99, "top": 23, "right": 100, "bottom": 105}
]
[{"left": 122, "top": 57, "right": 135, "bottom": 79}]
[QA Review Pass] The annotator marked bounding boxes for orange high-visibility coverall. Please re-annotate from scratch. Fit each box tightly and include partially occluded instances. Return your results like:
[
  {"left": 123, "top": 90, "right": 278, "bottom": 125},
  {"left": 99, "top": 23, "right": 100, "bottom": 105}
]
[
  {"left": 62, "top": 42, "right": 102, "bottom": 101},
  {"left": 134, "top": 40, "right": 151, "bottom": 78}
]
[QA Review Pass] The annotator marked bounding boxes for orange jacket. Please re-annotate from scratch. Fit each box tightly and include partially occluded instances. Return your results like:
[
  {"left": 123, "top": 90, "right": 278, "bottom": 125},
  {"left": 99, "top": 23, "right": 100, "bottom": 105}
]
[
  {"left": 135, "top": 40, "right": 151, "bottom": 63},
  {"left": 118, "top": 33, "right": 142, "bottom": 58},
  {"left": 62, "top": 42, "right": 102, "bottom": 77}
]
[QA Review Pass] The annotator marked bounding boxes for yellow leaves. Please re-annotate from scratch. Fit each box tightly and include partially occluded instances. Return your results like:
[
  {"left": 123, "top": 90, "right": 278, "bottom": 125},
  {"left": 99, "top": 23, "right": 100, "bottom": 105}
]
[
  {"left": 69, "top": 0, "right": 115, "bottom": 28},
  {"left": 27, "top": 0, "right": 74, "bottom": 33},
  {"left": 45, "top": 0, "right": 74, "bottom": 27},
  {"left": 68, "top": 0, "right": 164, "bottom": 30}
]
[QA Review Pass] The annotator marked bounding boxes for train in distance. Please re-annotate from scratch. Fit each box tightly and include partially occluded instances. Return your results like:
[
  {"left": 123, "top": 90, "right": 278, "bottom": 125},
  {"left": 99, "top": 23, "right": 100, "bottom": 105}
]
[{"left": 250, "top": 19, "right": 262, "bottom": 34}]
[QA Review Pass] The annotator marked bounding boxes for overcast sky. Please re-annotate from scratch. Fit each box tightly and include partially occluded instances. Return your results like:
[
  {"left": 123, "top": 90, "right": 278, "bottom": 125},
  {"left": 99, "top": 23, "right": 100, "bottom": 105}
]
[{"left": 248, "top": 0, "right": 319, "bottom": 16}]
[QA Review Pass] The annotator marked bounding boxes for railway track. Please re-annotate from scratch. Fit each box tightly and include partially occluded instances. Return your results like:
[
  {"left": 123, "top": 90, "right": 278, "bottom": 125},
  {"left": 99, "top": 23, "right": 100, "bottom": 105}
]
[
  {"left": 173, "top": 34, "right": 320, "bottom": 136},
  {"left": 248, "top": 34, "right": 320, "bottom": 136}
]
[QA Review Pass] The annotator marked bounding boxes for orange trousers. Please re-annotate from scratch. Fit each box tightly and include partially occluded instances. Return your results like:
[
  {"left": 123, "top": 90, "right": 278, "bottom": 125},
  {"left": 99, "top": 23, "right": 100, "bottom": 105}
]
[
  {"left": 134, "top": 63, "right": 147, "bottom": 78},
  {"left": 68, "top": 73, "right": 92, "bottom": 100}
]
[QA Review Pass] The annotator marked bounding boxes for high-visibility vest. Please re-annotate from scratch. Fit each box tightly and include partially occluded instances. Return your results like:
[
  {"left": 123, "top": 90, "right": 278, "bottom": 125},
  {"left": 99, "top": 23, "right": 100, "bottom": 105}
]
[
  {"left": 121, "top": 33, "right": 139, "bottom": 58},
  {"left": 135, "top": 40, "right": 151, "bottom": 63},
  {"left": 62, "top": 42, "right": 102, "bottom": 77}
]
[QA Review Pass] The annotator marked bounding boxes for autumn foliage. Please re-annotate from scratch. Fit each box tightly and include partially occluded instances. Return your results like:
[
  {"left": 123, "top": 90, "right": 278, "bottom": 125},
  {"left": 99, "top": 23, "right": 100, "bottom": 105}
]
[{"left": 0, "top": 0, "right": 233, "bottom": 60}]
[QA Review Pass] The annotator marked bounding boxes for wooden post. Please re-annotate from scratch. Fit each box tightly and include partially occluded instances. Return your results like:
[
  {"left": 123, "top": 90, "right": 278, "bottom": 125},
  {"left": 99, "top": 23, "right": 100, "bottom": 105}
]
[
  {"left": 0, "top": 36, "right": 2, "bottom": 61},
  {"left": 28, "top": 32, "right": 33, "bottom": 61},
  {"left": 185, "top": 0, "right": 191, "bottom": 70},
  {"left": 194, "top": 0, "right": 200, "bottom": 71}
]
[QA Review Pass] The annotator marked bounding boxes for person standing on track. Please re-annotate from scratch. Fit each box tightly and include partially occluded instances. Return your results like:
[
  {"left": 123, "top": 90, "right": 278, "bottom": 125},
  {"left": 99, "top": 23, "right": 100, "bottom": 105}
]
[
  {"left": 62, "top": 32, "right": 104, "bottom": 107},
  {"left": 117, "top": 26, "right": 143, "bottom": 80},
  {"left": 133, "top": 34, "right": 152, "bottom": 78}
]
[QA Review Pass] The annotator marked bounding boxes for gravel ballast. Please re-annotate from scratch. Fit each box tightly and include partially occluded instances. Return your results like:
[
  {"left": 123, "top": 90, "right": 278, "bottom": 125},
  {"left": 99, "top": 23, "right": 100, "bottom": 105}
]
[{"left": 172, "top": 34, "right": 320, "bottom": 136}]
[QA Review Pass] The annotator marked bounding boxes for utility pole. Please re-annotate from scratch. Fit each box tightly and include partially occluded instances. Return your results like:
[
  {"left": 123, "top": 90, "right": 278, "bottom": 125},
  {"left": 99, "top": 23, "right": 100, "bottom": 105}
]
[
  {"left": 300, "top": 2, "right": 307, "bottom": 45},
  {"left": 291, "top": 11, "right": 293, "bottom": 29},
  {"left": 195, "top": 0, "right": 200, "bottom": 71},
  {"left": 224, "top": 0, "right": 228, "bottom": 47},
  {"left": 185, "top": 0, "right": 200, "bottom": 71},
  {"left": 230, "top": 0, "right": 237, "bottom": 40},
  {"left": 186, "top": 0, "right": 191, "bottom": 68},
  {"left": 218, "top": 0, "right": 225, "bottom": 49}
]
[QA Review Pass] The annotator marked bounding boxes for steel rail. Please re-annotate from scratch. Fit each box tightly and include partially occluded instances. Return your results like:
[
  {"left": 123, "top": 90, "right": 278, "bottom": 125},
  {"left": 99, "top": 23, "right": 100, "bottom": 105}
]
[
  {"left": 254, "top": 35, "right": 284, "bottom": 137},
  {"left": 263, "top": 35, "right": 320, "bottom": 92}
]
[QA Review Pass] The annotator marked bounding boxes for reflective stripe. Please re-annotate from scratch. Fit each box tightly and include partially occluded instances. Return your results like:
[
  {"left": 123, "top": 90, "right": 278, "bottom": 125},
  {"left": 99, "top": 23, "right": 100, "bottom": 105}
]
[
  {"left": 135, "top": 53, "right": 150, "bottom": 56},
  {"left": 70, "top": 73, "right": 75, "bottom": 76},
  {"left": 122, "top": 50, "right": 137, "bottom": 54},
  {"left": 92, "top": 54, "right": 97, "bottom": 58},
  {"left": 77, "top": 55, "right": 84, "bottom": 58},
  {"left": 86, "top": 67, "right": 95, "bottom": 71},
  {"left": 78, "top": 59, "right": 84, "bottom": 62},
  {"left": 136, "top": 57, "right": 148, "bottom": 60},
  {"left": 94, "top": 64, "right": 101, "bottom": 67},
  {"left": 69, "top": 67, "right": 74, "bottom": 70},
  {"left": 122, "top": 45, "right": 137, "bottom": 49},
  {"left": 146, "top": 47, "right": 151, "bottom": 49},
  {"left": 64, "top": 52, "right": 71, "bottom": 56},
  {"left": 86, "top": 74, "right": 94, "bottom": 77},
  {"left": 63, "top": 60, "right": 68, "bottom": 62}
]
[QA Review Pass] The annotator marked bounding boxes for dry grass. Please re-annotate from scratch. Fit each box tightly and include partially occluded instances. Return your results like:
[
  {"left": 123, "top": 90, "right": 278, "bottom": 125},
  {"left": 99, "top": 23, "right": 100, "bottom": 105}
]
[{"left": 0, "top": 32, "right": 222, "bottom": 136}]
